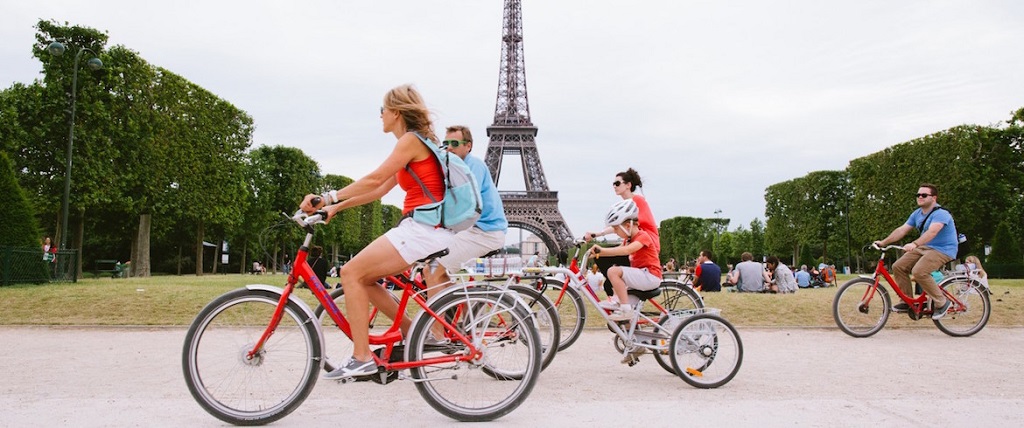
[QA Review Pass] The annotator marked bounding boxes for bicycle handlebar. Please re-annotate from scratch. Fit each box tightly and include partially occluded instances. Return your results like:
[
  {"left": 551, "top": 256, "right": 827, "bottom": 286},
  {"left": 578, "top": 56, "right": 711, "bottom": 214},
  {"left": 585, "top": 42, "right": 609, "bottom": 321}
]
[{"left": 870, "top": 243, "right": 904, "bottom": 252}]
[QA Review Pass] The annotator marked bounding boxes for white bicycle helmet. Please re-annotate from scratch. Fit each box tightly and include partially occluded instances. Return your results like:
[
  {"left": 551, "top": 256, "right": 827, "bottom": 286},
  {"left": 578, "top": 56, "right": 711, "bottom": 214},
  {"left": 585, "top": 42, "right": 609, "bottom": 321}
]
[{"left": 604, "top": 199, "right": 639, "bottom": 227}]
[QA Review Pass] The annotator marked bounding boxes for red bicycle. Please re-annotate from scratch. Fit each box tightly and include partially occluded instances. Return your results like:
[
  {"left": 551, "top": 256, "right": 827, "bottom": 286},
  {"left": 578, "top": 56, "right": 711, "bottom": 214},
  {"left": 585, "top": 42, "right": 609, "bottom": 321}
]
[
  {"left": 832, "top": 244, "right": 991, "bottom": 337},
  {"left": 182, "top": 212, "right": 542, "bottom": 424}
]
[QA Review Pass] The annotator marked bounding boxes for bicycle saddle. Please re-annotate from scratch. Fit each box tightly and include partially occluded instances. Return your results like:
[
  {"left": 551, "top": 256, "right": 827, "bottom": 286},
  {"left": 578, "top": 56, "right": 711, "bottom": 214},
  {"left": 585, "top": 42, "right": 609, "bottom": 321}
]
[{"left": 627, "top": 288, "right": 661, "bottom": 301}]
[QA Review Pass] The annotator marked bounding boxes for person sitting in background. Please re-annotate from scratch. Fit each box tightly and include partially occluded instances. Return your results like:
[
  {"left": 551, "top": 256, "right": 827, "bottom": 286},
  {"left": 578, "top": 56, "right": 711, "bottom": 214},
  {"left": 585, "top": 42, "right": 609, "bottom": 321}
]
[
  {"left": 795, "top": 265, "right": 812, "bottom": 288},
  {"left": 730, "top": 252, "right": 765, "bottom": 293},
  {"left": 692, "top": 250, "right": 722, "bottom": 292},
  {"left": 964, "top": 255, "right": 989, "bottom": 289},
  {"left": 766, "top": 256, "right": 798, "bottom": 294},
  {"left": 307, "top": 245, "right": 330, "bottom": 287}
]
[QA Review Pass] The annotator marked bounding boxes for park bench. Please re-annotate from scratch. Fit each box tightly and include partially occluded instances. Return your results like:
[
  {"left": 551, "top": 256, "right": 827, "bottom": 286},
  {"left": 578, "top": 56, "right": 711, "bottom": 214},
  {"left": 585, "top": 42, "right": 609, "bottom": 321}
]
[{"left": 93, "top": 259, "right": 124, "bottom": 279}]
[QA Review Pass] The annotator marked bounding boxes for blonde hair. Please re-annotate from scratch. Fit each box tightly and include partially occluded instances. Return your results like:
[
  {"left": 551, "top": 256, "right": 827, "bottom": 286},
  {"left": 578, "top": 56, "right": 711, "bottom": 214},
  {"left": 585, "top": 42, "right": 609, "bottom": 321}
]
[
  {"left": 965, "top": 255, "right": 987, "bottom": 278},
  {"left": 383, "top": 84, "right": 437, "bottom": 143}
]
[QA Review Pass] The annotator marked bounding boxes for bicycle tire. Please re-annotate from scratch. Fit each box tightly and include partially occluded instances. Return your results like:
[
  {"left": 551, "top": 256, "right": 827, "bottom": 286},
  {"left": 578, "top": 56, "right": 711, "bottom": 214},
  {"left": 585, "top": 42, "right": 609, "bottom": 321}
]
[
  {"left": 669, "top": 313, "right": 743, "bottom": 389},
  {"left": 509, "top": 284, "right": 560, "bottom": 371},
  {"left": 652, "top": 315, "right": 683, "bottom": 375},
  {"left": 650, "top": 281, "right": 704, "bottom": 314},
  {"left": 933, "top": 277, "right": 991, "bottom": 337},
  {"left": 182, "top": 288, "right": 321, "bottom": 425},
  {"left": 540, "top": 277, "right": 586, "bottom": 351},
  {"left": 408, "top": 288, "right": 541, "bottom": 422},
  {"left": 833, "top": 277, "right": 891, "bottom": 338}
]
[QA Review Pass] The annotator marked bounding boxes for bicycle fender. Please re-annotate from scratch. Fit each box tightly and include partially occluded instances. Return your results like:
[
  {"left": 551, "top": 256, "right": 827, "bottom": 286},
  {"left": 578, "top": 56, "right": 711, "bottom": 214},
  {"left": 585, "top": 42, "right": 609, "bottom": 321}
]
[{"left": 245, "top": 284, "right": 325, "bottom": 352}]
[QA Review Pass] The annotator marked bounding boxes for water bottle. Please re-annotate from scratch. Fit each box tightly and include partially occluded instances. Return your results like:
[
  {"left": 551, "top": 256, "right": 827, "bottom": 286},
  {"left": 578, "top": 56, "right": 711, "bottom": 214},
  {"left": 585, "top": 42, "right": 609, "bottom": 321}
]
[
  {"left": 475, "top": 258, "right": 485, "bottom": 274},
  {"left": 957, "top": 233, "right": 967, "bottom": 244}
]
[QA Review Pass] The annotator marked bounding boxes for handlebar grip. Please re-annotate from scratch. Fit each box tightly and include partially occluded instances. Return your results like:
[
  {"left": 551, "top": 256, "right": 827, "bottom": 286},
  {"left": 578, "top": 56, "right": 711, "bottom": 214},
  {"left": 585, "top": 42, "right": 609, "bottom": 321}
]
[{"left": 311, "top": 196, "right": 322, "bottom": 207}]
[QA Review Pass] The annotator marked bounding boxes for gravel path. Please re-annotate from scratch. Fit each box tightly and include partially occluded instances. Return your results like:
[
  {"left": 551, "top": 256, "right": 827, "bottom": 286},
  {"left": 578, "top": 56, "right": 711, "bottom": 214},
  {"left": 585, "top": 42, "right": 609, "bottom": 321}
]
[{"left": 2, "top": 326, "right": 1022, "bottom": 427}]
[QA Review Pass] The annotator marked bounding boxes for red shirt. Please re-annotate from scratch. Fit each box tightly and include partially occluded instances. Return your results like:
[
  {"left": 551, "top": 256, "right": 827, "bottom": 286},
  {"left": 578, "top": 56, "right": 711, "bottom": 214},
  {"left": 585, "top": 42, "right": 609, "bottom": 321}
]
[
  {"left": 632, "top": 194, "right": 660, "bottom": 253},
  {"left": 628, "top": 229, "right": 662, "bottom": 279},
  {"left": 395, "top": 156, "right": 444, "bottom": 215}
]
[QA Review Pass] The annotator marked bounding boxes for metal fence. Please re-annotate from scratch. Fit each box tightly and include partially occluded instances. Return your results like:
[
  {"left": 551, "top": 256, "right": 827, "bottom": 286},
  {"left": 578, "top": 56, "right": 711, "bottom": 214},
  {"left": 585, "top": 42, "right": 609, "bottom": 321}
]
[{"left": 0, "top": 247, "right": 79, "bottom": 286}]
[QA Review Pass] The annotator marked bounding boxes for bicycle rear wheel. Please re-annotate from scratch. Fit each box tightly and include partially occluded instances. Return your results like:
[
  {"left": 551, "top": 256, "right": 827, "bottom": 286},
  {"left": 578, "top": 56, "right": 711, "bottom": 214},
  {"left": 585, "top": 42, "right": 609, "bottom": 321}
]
[
  {"left": 833, "top": 278, "right": 891, "bottom": 338},
  {"left": 933, "top": 278, "right": 991, "bottom": 337},
  {"left": 509, "top": 285, "right": 560, "bottom": 371},
  {"left": 669, "top": 313, "right": 743, "bottom": 389},
  {"left": 541, "top": 277, "right": 585, "bottom": 351},
  {"left": 408, "top": 288, "right": 541, "bottom": 422},
  {"left": 643, "top": 281, "right": 703, "bottom": 316},
  {"left": 182, "top": 288, "right": 321, "bottom": 425}
]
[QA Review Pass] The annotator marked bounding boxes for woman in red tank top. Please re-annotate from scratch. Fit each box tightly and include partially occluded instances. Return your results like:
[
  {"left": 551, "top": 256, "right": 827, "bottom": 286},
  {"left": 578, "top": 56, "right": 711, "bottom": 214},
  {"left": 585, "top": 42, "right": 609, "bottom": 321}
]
[{"left": 299, "top": 84, "right": 452, "bottom": 379}]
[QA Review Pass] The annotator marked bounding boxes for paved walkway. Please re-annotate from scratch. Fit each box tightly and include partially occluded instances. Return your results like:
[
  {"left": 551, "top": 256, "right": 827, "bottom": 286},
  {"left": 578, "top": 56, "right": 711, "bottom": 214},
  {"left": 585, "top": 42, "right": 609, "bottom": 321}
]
[{"left": 2, "top": 326, "right": 1022, "bottom": 427}]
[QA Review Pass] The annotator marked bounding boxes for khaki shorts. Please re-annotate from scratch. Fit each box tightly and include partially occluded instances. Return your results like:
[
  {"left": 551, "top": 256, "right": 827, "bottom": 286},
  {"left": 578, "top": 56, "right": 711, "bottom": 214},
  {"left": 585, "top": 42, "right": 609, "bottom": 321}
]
[
  {"left": 437, "top": 227, "right": 506, "bottom": 271},
  {"left": 383, "top": 218, "right": 455, "bottom": 264}
]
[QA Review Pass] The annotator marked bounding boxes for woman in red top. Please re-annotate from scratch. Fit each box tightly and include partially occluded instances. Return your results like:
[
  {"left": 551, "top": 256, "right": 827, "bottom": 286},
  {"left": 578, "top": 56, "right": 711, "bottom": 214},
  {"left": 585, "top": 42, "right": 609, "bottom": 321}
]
[
  {"left": 300, "top": 84, "right": 453, "bottom": 379},
  {"left": 585, "top": 168, "right": 659, "bottom": 251}
]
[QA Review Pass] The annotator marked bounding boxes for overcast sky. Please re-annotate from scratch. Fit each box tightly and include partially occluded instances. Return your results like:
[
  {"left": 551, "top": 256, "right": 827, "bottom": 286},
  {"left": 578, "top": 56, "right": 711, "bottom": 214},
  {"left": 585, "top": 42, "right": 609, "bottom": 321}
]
[{"left": 3, "top": 1, "right": 1023, "bottom": 241}]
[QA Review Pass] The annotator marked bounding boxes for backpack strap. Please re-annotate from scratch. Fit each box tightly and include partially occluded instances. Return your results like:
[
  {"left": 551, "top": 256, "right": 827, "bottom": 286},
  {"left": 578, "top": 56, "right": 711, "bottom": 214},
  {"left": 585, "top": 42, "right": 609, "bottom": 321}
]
[
  {"left": 404, "top": 132, "right": 441, "bottom": 203},
  {"left": 916, "top": 206, "right": 946, "bottom": 233}
]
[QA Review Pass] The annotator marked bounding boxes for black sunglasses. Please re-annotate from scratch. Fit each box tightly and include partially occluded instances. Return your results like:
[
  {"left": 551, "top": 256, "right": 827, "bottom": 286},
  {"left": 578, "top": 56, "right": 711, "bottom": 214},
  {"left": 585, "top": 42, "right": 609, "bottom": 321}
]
[
  {"left": 443, "top": 139, "right": 470, "bottom": 147},
  {"left": 613, "top": 181, "right": 623, "bottom": 187},
  {"left": 916, "top": 193, "right": 933, "bottom": 198}
]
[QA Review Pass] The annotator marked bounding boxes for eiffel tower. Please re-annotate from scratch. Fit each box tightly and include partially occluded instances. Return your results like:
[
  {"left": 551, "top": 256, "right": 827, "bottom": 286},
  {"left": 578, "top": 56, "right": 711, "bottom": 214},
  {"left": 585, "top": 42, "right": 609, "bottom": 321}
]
[{"left": 484, "top": 0, "right": 574, "bottom": 253}]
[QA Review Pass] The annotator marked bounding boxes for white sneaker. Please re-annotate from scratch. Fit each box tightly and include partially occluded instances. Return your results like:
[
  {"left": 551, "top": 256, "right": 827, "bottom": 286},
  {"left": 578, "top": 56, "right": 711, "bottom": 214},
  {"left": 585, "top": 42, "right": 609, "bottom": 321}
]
[
  {"left": 608, "top": 305, "right": 634, "bottom": 322},
  {"left": 323, "top": 357, "right": 377, "bottom": 380},
  {"left": 598, "top": 300, "right": 621, "bottom": 311}
]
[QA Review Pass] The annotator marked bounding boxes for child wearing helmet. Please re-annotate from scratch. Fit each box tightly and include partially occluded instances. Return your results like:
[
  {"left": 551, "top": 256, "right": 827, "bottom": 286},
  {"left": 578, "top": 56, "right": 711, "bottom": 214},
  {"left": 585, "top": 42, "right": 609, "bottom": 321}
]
[{"left": 587, "top": 199, "right": 663, "bottom": 320}]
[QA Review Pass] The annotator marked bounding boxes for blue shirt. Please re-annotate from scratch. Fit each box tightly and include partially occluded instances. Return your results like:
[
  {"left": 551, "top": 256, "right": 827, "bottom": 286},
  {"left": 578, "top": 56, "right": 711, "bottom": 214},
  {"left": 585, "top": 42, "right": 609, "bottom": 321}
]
[
  {"left": 905, "top": 205, "right": 958, "bottom": 259},
  {"left": 465, "top": 155, "right": 508, "bottom": 232},
  {"left": 696, "top": 261, "right": 722, "bottom": 292},
  {"left": 795, "top": 270, "right": 811, "bottom": 287}
]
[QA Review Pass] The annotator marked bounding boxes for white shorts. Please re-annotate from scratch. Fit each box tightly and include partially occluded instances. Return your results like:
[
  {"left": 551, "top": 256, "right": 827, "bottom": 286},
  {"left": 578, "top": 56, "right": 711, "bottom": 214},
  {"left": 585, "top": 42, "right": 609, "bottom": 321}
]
[
  {"left": 383, "top": 218, "right": 455, "bottom": 264},
  {"left": 437, "top": 227, "right": 506, "bottom": 271},
  {"left": 619, "top": 267, "right": 661, "bottom": 291}
]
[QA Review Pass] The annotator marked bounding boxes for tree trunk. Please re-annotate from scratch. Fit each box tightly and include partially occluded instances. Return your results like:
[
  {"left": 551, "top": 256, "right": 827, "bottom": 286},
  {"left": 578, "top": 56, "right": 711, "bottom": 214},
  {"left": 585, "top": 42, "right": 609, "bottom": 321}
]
[
  {"left": 212, "top": 240, "right": 220, "bottom": 274},
  {"left": 133, "top": 213, "right": 152, "bottom": 277},
  {"left": 240, "top": 239, "right": 248, "bottom": 275},
  {"left": 75, "top": 208, "right": 85, "bottom": 278},
  {"left": 176, "top": 246, "right": 182, "bottom": 275},
  {"left": 195, "top": 220, "right": 204, "bottom": 276}
]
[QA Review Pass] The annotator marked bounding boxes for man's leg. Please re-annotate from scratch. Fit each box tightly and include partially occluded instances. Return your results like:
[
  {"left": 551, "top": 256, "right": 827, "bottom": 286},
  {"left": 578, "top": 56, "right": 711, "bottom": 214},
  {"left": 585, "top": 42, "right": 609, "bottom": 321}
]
[
  {"left": 891, "top": 250, "right": 924, "bottom": 298},
  {"left": 911, "top": 248, "right": 952, "bottom": 306}
]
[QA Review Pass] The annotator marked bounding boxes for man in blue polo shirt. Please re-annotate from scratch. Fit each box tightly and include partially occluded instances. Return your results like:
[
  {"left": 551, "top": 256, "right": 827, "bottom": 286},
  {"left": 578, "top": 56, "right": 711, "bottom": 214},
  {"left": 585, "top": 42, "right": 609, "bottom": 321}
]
[{"left": 874, "top": 183, "right": 958, "bottom": 319}]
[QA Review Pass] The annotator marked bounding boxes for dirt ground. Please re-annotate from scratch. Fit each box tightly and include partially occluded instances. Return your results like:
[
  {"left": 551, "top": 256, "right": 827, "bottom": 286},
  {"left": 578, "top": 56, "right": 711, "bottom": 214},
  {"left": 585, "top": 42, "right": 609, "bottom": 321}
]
[{"left": 2, "top": 325, "right": 1022, "bottom": 427}]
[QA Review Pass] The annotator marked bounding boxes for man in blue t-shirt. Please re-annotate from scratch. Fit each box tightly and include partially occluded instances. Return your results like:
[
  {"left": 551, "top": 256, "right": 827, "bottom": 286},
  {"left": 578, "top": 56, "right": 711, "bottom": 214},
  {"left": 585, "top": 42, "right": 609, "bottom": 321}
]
[
  {"left": 424, "top": 126, "right": 509, "bottom": 333},
  {"left": 874, "top": 183, "right": 958, "bottom": 320}
]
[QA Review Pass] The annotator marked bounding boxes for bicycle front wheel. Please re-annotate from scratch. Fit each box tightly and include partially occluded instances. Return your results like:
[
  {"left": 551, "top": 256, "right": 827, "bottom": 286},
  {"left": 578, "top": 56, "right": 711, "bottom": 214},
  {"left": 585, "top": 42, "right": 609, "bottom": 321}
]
[
  {"left": 933, "top": 278, "right": 991, "bottom": 337},
  {"left": 408, "top": 288, "right": 541, "bottom": 422},
  {"left": 182, "top": 288, "right": 321, "bottom": 425},
  {"left": 833, "top": 278, "right": 891, "bottom": 338},
  {"left": 669, "top": 313, "right": 743, "bottom": 388}
]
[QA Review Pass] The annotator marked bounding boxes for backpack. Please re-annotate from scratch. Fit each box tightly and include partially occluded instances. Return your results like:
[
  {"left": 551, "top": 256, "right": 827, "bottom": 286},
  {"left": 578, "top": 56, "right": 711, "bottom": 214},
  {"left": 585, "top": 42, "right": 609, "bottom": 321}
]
[{"left": 405, "top": 132, "right": 483, "bottom": 231}]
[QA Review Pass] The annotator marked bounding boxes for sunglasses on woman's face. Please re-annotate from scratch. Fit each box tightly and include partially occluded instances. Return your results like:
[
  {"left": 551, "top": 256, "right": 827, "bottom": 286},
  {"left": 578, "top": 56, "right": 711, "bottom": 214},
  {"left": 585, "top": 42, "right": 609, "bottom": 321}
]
[{"left": 613, "top": 181, "right": 623, "bottom": 187}]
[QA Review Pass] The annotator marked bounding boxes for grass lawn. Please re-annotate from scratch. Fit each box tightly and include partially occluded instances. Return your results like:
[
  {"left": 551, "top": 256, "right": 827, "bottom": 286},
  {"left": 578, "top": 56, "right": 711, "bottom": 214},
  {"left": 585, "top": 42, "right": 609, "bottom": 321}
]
[{"left": 1, "top": 273, "right": 1021, "bottom": 328}]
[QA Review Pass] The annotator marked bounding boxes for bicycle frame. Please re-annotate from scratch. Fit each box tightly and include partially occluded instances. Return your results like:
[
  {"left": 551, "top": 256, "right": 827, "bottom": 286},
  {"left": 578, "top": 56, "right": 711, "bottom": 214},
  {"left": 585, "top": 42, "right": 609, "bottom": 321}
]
[
  {"left": 535, "top": 245, "right": 677, "bottom": 323},
  {"left": 860, "top": 246, "right": 964, "bottom": 316},
  {"left": 245, "top": 218, "right": 485, "bottom": 373}
]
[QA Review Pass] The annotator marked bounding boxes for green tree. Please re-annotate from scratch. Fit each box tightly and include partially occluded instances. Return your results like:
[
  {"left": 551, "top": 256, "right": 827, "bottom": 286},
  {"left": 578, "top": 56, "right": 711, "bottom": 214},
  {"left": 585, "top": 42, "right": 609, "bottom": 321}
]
[{"left": 987, "top": 220, "right": 1023, "bottom": 278}]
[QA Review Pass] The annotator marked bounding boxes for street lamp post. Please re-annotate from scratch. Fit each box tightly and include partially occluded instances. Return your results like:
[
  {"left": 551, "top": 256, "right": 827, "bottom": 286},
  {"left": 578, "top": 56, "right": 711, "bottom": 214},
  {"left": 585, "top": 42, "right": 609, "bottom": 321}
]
[{"left": 47, "top": 41, "right": 103, "bottom": 249}]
